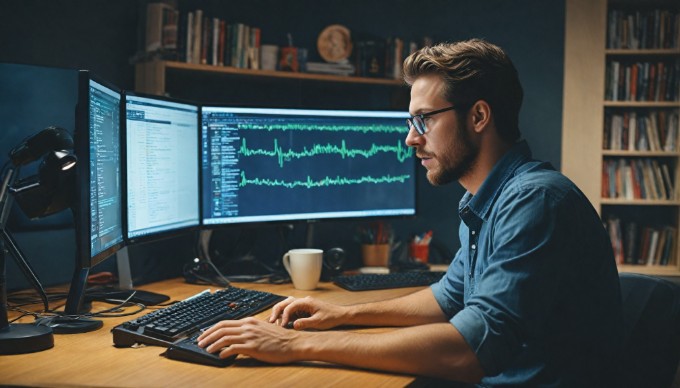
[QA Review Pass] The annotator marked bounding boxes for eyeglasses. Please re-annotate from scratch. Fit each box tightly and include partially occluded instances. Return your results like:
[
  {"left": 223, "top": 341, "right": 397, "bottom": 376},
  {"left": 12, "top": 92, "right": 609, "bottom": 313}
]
[{"left": 406, "top": 106, "right": 457, "bottom": 135}]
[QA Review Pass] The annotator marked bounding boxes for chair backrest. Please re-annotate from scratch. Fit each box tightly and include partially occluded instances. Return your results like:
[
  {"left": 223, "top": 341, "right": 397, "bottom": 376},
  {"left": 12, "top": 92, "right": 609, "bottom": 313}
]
[{"left": 618, "top": 273, "right": 680, "bottom": 388}]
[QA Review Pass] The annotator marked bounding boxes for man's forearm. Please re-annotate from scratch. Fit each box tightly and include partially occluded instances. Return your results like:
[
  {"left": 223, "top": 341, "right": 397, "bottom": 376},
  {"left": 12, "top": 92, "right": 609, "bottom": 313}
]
[
  {"left": 295, "top": 322, "right": 484, "bottom": 382},
  {"left": 343, "top": 287, "right": 447, "bottom": 327}
]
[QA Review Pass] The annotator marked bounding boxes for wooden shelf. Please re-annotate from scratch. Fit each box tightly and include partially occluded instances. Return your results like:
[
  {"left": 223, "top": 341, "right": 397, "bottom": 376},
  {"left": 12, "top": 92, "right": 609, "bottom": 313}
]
[
  {"left": 606, "top": 48, "right": 680, "bottom": 56},
  {"left": 134, "top": 59, "right": 408, "bottom": 104},
  {"left": 604, "top": 101, "right": 680, "bottom": 108},
  {"left": 601, "top": 199, "right": 680, "bottom": 206},
  {"left": 602, "top": 150, "right": 679, "bottom": 157},
  {"left": 160, "top": 60, "right": 403, "bottom": 86},
  {"left": 618, "top": 264, "right": 680, "bottom": 276}
]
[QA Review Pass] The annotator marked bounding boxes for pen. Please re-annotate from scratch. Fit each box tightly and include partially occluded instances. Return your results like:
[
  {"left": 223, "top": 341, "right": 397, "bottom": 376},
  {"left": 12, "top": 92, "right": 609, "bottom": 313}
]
[{"left": 421, "top": 231, "right": 433, "bottom": 245}]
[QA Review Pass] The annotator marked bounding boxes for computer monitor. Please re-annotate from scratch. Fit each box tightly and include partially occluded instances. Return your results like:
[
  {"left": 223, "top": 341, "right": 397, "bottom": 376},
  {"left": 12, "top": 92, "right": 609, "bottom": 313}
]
[
  {"left": 123, "top": 92, "right": 200, "bottom": 243},
  {"left": 200, "top": 106, "right": 416, "bottom": 227},
  {"left": 66, "top": 71, "right": 124, "bottom": 321}
]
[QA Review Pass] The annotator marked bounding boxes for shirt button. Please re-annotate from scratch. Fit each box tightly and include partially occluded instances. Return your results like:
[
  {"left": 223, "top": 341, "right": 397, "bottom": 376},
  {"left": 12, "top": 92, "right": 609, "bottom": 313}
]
[
  {"left": 471, "top": 244, "right": 476, "bottom": 250},
  {"left": 471, "top": 230, "right": 476, "bottom": 235}
]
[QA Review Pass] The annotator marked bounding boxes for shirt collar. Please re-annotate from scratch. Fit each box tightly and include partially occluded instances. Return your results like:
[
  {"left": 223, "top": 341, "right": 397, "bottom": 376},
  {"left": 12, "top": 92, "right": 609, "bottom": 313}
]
[{"left": 458, "top": 140, "right": 532, "bottom": 224}]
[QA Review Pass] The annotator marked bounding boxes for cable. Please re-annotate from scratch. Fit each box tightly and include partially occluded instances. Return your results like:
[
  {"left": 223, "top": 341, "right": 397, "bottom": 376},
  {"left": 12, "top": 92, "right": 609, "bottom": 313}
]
[{"left": 7, "top": 286, "right": 149, "bottom": 321}]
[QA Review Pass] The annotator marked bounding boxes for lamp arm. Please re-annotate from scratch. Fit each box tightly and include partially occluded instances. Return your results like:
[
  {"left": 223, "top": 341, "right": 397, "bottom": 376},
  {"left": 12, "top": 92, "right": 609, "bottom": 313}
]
[
  {"left": 1, "top": 230, "right": 50, "bottom": 313},
  {"left": 0, "top": 169, "right": 50, "bottom": 313}
]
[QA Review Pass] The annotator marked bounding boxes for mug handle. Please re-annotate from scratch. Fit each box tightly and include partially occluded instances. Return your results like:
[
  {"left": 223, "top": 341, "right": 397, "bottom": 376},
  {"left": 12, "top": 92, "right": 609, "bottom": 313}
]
[{"left": 282, "top": 252, "right": 292, "bottom": 275}]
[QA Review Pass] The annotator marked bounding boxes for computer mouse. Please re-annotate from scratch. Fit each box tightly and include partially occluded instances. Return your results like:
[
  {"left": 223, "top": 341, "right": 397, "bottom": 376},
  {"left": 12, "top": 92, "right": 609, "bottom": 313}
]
[{"left": 35, "top": 316, "right": 103, "bottom": 334}]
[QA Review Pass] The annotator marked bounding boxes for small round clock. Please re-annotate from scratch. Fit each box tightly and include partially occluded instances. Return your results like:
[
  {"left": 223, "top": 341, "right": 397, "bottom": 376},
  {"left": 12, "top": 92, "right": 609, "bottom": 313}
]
[{"left": 317, "top": 24, "right": 353, "bottom": 63}]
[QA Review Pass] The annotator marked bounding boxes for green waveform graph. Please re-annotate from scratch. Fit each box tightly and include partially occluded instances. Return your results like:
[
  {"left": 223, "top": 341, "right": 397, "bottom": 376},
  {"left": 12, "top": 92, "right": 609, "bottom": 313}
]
[
  {"left": 239, "top": 171, "right": 412, "bottom": 189},
  {"left": 237, "top": 122, "right": 404, "bottom": 134},
  {"left": 239, "top": 138, "right": 413, "bottom": 167}
]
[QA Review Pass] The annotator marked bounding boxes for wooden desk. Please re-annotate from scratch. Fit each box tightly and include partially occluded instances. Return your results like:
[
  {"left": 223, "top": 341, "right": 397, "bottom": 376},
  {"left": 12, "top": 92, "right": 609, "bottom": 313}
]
[{"left": 2, "top": 278, "right": 426, "bottom": 387}]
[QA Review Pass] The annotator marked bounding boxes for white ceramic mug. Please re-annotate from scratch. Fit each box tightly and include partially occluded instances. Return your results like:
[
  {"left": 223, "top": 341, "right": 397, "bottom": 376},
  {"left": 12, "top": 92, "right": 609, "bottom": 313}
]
[{"left": 282, "top": 248, "right": 323, "bottom": 290}]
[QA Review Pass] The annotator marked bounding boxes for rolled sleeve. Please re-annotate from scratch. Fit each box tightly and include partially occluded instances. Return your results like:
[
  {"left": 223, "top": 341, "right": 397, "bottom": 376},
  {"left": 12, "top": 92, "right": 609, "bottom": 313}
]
[{"left": 431, "top": 247, "right": 465, "bottom": 317}]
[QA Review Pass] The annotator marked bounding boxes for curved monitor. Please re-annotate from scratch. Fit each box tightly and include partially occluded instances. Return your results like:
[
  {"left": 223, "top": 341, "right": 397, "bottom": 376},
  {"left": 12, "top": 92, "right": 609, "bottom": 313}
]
[
  {"left": 123, "top": 92, "right": 200, "bottom": 243},
  {"left": 200, "top": 106, "right": 416, "bottom": 226}
]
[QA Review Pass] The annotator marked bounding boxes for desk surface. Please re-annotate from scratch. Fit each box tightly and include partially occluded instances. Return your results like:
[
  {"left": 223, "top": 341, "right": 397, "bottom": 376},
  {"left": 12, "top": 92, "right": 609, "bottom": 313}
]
[{"left": 2, "top": 278, "right": 428, "bottom": 387}]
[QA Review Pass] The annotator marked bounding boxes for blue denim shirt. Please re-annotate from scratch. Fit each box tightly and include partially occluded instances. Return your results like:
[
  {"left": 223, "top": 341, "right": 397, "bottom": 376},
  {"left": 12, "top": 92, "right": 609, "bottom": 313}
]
[{"left": 431, "top": 140, "right": 623, "bottom": 387}]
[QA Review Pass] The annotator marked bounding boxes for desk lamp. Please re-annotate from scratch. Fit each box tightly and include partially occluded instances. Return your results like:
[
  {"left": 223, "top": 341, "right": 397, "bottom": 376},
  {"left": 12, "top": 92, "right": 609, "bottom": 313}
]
[{"left": 0, "top": 126, "right": 76, "bottom": 355}]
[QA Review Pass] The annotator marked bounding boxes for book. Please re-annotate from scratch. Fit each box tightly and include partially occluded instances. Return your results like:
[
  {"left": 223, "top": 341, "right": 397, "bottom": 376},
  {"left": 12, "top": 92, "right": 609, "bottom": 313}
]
[
  {"left": 145, "top": 2, "right": 174, "bottom": 53},
  {"left": 651, "top": 160, "right": 667, "bottom": 199},
  {"left": 607, "top": 217, "right": 624, "bottom": 264},
  {"left": 185, "top": 11, "right": 193, "bottom": 63},
  {"left": 646, "top": 228, "right": 659, "bottom": 265},
  {"left": 623, "top": 221, "right": 639, "bottom": 264},
  {"left": 191, "top": 10, "right": 202, "bottom": 65}
]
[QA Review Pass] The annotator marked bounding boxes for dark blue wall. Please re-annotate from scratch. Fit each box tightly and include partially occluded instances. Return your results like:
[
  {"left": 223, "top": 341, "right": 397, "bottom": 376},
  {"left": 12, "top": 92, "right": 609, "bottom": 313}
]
[{"left": 0, "top": 0, "right": 564, "bottom": 289}]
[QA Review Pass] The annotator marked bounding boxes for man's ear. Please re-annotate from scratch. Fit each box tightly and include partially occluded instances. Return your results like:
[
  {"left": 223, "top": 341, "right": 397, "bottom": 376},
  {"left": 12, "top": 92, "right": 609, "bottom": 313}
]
[{"left": 470, "top": 100, "right": 492, "bottom": 133}]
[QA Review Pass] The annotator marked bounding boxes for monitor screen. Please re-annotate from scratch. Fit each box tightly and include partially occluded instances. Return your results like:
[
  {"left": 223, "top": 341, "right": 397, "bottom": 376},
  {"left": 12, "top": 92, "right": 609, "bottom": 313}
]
[
  {"left": 200, "top": 106, "right": 416, "bottom": 226},
  {"left": 124, "top": 93, "right": 200, "bottom": 242},
  {"left": 75, "top": 72, "right": 124, "bottom": 267}
]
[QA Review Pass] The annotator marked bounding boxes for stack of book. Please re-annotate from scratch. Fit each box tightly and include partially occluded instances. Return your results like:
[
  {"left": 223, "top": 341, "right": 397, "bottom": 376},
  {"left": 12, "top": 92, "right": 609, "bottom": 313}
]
[
  {"left": 603, "top": 110, "right": 679, "bottom": 151},
  {"left": 607, "top": 8, "right": 680, "bottom": 50},
  {"left": 606, "top": 217, "right": 676, "bottom": 266},
  {"left": 305, "top": 61, "right": 355, "bottom": 76},
  {"left": 140, "top": 4, "right": 261, "bottom": 69},
  {"left": 143, "top": 2, "right": 179, "bottom": 53},
  {"left": 605, "top": 59, "right": 680, "bottom": 102},
  {"left": 177, "top": 10, "right": 261, "bottom": 69},
  {"left": 354, "top": 37, "right": 426, "bottom": 79},
  {"left": 601, "top": 158, "right": 676, "bottom": 201}
]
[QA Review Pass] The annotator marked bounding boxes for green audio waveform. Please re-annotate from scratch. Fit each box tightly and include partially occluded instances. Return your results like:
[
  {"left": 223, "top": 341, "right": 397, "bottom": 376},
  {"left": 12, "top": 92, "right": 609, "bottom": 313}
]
[
  {"left": 237, "top": 122, "right": 403, "bottom": 134},
  {"left": 239, "top": 138, "right": 413, "bottom": 167},
  {"left": 239, "top": 171, "right": 411, "bottom": 189}
]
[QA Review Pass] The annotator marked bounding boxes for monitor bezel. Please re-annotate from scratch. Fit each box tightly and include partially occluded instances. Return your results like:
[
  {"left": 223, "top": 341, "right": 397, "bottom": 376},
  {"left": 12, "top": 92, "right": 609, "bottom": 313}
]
[
  {"left": 198, "top": 104, "right": 419, "bottom": 230},
  {"left": 121, "top": 90, "right": 202, "bottom": 245},
  {"left": 74, "top": 70, "right": 126, "bottom": 269}
]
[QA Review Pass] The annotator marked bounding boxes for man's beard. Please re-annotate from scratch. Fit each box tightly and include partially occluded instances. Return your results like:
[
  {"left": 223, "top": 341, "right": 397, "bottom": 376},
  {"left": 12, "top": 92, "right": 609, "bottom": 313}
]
[{"left": 426, "top": 121, "right": 478, "bottom": 186}]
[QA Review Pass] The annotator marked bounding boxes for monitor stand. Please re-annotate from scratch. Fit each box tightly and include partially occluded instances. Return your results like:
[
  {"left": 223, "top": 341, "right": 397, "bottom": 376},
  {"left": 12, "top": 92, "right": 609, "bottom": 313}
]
[
  {"left": 55, "top": 247, "right": 170, "bottom": 335},
  {"left": 57, "top": 266, "right": 103, "bottom": 334},
  {"left": 112, "top": 247, "right": 170, "bottom": 305},
  {"left": 306, "top": 223, "right": 316, "bottom": 248}
]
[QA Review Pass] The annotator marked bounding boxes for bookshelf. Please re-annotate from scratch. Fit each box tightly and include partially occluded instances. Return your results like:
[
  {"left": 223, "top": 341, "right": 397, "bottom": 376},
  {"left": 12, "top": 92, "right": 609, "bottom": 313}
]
[{"left": 563, "top": 0, "right": 680, "bottom": 275}]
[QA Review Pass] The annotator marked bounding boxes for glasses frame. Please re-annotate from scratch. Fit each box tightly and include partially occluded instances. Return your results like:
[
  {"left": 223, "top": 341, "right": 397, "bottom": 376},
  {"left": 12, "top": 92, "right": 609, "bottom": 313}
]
[{"left": 406, "top": 106, "right": 457, "bottom": 135}]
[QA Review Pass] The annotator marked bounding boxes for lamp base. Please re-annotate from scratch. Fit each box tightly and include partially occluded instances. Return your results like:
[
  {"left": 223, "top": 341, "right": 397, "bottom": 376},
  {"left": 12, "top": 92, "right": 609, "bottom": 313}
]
[{"left": 0, "top": 323, "right": 54, "bottom": 354}]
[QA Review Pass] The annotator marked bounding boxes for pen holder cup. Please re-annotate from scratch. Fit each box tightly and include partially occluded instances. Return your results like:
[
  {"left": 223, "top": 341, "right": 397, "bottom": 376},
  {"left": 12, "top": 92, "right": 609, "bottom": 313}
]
[
  {"left": 361, "top": 244, "right": 390, "bottom": 267},
  {"left": 409, "top": 243, "right": 430, "bottom": 263},
  {"left": 279, "top": 47, "right": 299, "bottom": 72}
]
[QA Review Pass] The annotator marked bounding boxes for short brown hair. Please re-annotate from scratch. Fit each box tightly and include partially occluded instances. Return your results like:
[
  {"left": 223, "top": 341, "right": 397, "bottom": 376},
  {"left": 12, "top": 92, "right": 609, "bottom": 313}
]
[{"left": 403, "top": 39, "right": 523, "bottom": 143}]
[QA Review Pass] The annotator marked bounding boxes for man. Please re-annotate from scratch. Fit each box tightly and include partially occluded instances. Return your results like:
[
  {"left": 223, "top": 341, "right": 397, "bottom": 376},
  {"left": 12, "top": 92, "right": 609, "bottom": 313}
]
[{"left": 198, "top": 39, "right": 623, "bottom": 386}]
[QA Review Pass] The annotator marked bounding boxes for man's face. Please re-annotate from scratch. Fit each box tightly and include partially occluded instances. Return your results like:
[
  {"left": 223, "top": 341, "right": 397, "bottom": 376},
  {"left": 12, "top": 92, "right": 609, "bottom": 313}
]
[{"left": 406, "top": 74, "right": 478, "bottom": 186}]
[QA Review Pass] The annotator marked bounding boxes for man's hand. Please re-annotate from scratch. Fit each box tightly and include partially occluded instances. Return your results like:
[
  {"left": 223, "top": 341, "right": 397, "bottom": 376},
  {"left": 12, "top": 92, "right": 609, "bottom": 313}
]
[
  {"left": 197, "top": 317, "right": 303, "bottom": 364},
  {"left": 268, "top": 296, "right": 348, "bottom": 330}
]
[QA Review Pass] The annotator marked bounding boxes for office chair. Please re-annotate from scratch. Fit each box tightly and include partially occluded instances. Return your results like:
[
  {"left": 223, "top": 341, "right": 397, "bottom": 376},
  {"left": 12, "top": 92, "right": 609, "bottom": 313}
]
[{"left": 618, "top": 273, "right": 680, "bottom": 388}]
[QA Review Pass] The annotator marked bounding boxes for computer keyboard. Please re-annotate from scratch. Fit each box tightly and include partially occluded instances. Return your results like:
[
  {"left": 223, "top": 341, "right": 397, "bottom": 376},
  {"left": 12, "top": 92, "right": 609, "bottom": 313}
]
[
  {"left": 333, "top": 271, "right": 446, "bottom": 291},
  {"left": 112, "top": 286, "right": 286, "bottom": 354}
]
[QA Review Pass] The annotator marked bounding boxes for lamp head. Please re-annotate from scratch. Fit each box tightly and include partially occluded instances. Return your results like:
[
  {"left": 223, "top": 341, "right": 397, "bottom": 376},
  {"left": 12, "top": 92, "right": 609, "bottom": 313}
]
[
  {"left": 9, "top": 126, "right": 74, "bottom": 167},
  {"left": 7, "top": 127, "right": 77, "bottom": 219}
]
